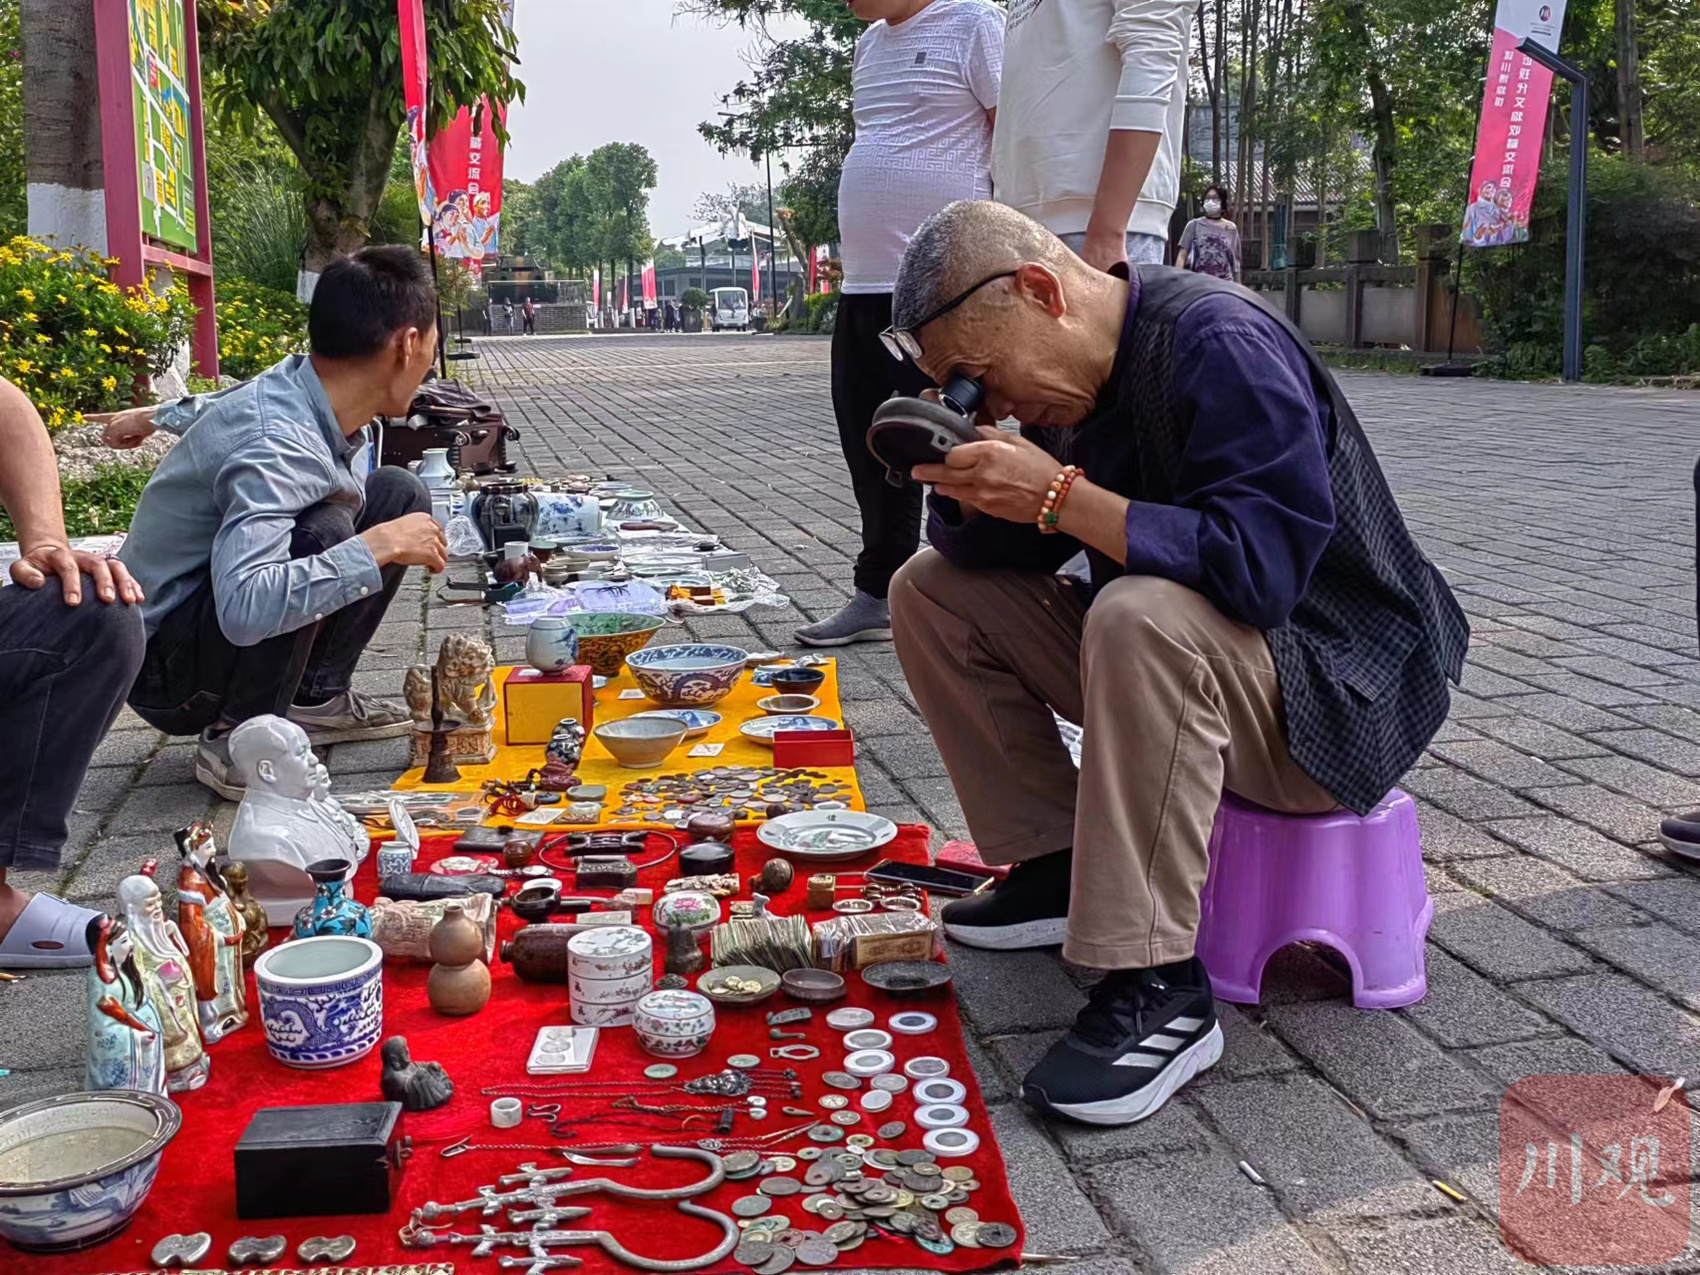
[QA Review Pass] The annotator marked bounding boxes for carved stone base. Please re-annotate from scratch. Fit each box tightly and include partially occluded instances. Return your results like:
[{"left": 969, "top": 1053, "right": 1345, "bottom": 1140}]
[{"left": 410, "top": 722, "right": 498, "bottom": 768}]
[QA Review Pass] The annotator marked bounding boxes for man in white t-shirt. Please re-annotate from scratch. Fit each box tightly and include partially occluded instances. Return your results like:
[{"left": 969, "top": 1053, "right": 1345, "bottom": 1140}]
[
  {"left": 993, "top": 0, "right": 1197, "bottom": 274},
  {"left": 795, "top": 0, "right": 1004, "bottom": 648}
]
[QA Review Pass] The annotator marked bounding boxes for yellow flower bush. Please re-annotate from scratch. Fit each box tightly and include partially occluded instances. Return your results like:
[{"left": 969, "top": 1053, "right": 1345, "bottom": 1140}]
[
  {"left": 216, "top": 276, "right": 306, "bottom": 379},
  {"left": 0, "top": 236, "right": 195, "bottom": 428}
]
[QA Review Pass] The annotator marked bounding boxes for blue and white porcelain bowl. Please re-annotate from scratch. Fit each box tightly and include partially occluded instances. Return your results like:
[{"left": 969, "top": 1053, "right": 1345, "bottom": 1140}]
[
  {"left": 0, "top": 1090, "right": 181, "bottom": 1252},
  {"left": 254, "top": 936, "right": 384, "bottom": 1070},
  {"left": 625, "top": 644, "right": 749, "bottom": 707}
]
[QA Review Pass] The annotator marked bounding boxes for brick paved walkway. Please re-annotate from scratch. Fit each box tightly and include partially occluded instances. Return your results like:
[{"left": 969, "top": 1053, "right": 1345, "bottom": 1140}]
[{"left": 7, "top": 331, "right": 1700, "bottom": 1273}]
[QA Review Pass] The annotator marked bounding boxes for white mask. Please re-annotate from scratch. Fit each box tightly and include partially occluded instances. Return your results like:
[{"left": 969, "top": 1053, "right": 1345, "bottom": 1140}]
[{"left": 1203, "top": 199, "right": 1223, "bottom": 217}]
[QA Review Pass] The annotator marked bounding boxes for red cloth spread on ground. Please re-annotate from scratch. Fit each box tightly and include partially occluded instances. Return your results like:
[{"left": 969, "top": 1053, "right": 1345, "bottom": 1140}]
[{"left": 30, "top": 827, "right": 1022, "bottom": 1275}]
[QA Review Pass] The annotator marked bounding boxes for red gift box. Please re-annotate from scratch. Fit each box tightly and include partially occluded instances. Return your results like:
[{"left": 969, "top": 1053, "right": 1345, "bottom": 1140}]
[{"left": 772, "top": 727, "right": 854, "bottom": 768}]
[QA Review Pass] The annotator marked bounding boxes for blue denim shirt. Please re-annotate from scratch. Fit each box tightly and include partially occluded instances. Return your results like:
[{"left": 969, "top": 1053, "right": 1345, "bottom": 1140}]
[{"left": 118, "top": 355, "right": 383, "bottom": 645}]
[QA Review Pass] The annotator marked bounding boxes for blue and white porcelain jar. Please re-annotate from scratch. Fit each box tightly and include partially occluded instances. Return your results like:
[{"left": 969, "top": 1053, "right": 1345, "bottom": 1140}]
[
  {"left": 525, "top": 616, "right": 581, "bottom": 673},
  {"left": 254, "top": 936, "right": 384, "bottom": 1069}
]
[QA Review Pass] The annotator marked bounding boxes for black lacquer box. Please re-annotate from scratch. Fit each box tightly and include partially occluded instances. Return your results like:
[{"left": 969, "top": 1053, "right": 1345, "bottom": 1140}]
[{"left": 235, "top": 1102, "right": 408, "bottom": 1219}]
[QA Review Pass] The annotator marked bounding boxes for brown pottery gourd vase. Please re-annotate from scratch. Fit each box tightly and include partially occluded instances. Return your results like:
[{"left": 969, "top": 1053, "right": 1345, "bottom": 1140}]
[{"left": 426, "top": 903, "right": 491, "bottom": 1016}]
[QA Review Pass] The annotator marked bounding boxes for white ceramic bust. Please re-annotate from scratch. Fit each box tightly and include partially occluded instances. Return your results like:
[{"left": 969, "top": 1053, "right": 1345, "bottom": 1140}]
[{"left": 227, "top": 716, "right": 363, "bottom": 924}]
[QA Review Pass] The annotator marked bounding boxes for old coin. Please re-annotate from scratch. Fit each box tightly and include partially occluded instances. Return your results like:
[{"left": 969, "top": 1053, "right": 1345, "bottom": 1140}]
[
  {"left": 915, "top": 1233, "right": 956, "bottom": 1256},
  {"left": 886, "top": 1212, "right": 917, "bottom": 1235},
  {"left": 804, "top": 1161, "right": 843, "bottom": 1187},
  {"left": 769, "top": 1156, "right": 797, "bottom": 1173},
  {"left": 773, "top": 1229, "right": 809, "bottom": 1248},
  {"left": 728, "top": 1054, "right": 762, "bottom": 1069},
  {"left": 815, "top": 1200, "right": 844, "bottom": 1221},
  {"left": 800, "top": 1192, "right": 832, "bottom": 1215},
  {"left": 941, "top": 1165, "right": 973, "bottom": 1183},
  {"left": 832, "top": 1151, "right": 863, "bottom": 1170},
  {"left": 865, "top": 1148, "right": 900, "bottom": 1171},
  {"left": 795, "top": 1146, "right": 822, "bottom": 1162},
  {"left": 724, "top": 1151, "right": 763, "bottom": 1177},
  {"left": 829, "top": 1110, "right": 861, "bottom": 1126},
  {"left": 845, "top": 1133, "right": 875, "bottom": 1149},
  {"left": 869, "top": 1073, "right": 908, "bottom": 1093},
  {"left": 944, "top": 1206, "right": 979, "bottom": 1225},
  {"left": 920, "top": 1193, "right": 953, "bottom": 1211},
  {"left": 733, "top": 1196, "right": 773, "bottom": 1218},
  {"left": 821, "top": 1071, "right": 860, "bottom": 1091},
  {"left": 950, "top": 1221, "right": 982, "bottom": 1248},
  {"left": 807, "top": 1125, "right": 844, "bottom": 1143},
  {"left": 817, "top": 1094, "right": 849, "bottom": 1110},
  {"left": 822, "top": 1221, "right": 863, "bottom": 1246},
  {"left": 754, "top": 1244, "right": 796, "bottom": 1275},
  {"left": 795, "top": 1238, "right": 838, "bottom": 1268},
  {"left": 734, "top": 1239, "right": 774, "bottom": 1265},
  {"left": 976, "top": 1222, "right": 1018, "bottom": 1249},
  {"left": 644, "top": 1063, "right": 679, "bottom": 1080},
  {"left": 760, "top": 1176, "right": 803, "bottom": 1197},
  {"left": 895, "top": 1150, "right": 931, "bottom": 1167},
  {"left": 863, "top": 1205, "right": 897, "bottom": 1219}
]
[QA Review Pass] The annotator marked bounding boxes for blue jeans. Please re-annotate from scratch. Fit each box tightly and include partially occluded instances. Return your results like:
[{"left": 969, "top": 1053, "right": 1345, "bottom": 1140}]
[
  {"left": 0, "top": 576, "right": 144, "bottom": 869},
  {"left": 1057, "top": 231, "right": 1168, "bottom": 267}
]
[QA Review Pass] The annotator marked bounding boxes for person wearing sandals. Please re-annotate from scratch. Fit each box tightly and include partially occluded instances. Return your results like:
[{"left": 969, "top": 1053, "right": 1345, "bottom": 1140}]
[{"left": 0, "top": 377, "right": 146, "bottom": 969}]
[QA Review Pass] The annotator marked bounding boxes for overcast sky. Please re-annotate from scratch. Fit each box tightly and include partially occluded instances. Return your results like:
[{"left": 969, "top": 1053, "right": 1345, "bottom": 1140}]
[{"left": 505, "top": 3, "right": 812, "bottom": 238}]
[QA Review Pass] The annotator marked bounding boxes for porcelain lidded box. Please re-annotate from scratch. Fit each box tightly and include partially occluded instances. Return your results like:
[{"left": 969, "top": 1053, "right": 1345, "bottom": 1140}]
[
  {"left": 651, "top": 890, "right": 720, "bottom": 937},
  {"left": 566, "top": 926, "right": 653, "bottom": 979},
  {"left": 632, "top": 990, "right": 716, "bottom": 1058}
]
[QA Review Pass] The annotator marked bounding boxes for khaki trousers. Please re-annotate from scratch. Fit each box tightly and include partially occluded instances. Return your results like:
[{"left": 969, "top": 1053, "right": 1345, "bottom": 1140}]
[{"left": 889, "top": 550, "right": 1334, "bottom": 970}]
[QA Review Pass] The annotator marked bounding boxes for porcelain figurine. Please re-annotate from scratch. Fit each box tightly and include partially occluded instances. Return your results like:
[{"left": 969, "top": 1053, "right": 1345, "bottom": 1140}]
[
  {"left": 293, "top": 860, "right": 373, "bottom": 940},
  {"left": 84, "top": 915, "right": 166, "bottom": 1095},
  {"left": 221, "top": 861, "right": 271, "bottom": 967},
  {"left": 426, "top": 903, "right": 491, "bottom": 1016},
  {"left": 228, "top": 716, "right": 362, "bottom": 925},
  {"left": 377, "top": 1035, "right": 454, "bottom": 1111},
  {"left": 525, "top": 616, "right": 580, "bottom": 673},
  {"left": 404, "top": 634, "right": 499, "bottom": 766},
  {"left": 117, "top": 873, "right": 209, "bottom": 1092},
  {"left": 311, "top": 765, "right": 370, "bottom": 865},
  {"left": 175, "top": 824, "right": 248, "bottom": 1041}
]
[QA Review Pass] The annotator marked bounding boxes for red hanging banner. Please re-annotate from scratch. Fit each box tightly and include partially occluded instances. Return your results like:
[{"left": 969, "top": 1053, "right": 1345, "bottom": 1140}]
[
  {"left": 1461, "top": 0, "right": 1567, "bottom": 247},
  {"left": 397, "top": 0, "right": 434, "bottom": 227},
  {"left": 427, "top": 98, "right": 507, "bottom": 264}
]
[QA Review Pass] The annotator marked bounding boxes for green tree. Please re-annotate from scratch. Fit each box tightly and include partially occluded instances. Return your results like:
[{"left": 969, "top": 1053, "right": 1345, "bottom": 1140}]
[
  {"left": 501, "top": 176, "right": 540, "bottom": 258},
  {"left": 199, "top": 0, "right": 521, "bottom": 277},
  {"left": 0, "top": 0, "right": 21, "bottom": 239},
  {"left": 692, "top": 182, "right": 769, "bottom": 230}
]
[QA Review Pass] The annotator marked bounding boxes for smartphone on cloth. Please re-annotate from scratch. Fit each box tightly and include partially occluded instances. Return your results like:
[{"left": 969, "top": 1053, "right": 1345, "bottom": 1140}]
[{"left": 865, "top": 859, "right": 998, "bottom": 898}]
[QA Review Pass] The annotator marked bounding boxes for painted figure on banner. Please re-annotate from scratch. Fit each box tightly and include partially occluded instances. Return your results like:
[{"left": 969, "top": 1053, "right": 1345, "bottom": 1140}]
[
  {"left": 117, "top": 871, "right": 209, "bottom": 1092},
  {"left": 175, "top": 823, "right": 249, "bottom": 1039},
  {"left": 1461, "top": 182, "right": 1504, "bottom": 246},
  {"left": 84, "top": 914, "right": 167, "bottom": 1096},
  {"left": 407, "top": 106, "right": 437, "bottom": 226}
]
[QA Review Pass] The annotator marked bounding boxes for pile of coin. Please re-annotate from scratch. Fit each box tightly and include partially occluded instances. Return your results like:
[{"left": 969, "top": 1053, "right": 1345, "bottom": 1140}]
[
  {"left": 722, "top": 1144, "right": 1016, "bottom": 1269},
  {"left": 607, "top": 768, "right": 847, "bottom": 824}
]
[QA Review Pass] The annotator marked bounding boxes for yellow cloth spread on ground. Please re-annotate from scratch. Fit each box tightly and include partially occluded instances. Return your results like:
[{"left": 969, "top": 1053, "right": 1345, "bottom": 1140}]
[{"left": 392, "top": 658, "right": 863, "bottom": 811}]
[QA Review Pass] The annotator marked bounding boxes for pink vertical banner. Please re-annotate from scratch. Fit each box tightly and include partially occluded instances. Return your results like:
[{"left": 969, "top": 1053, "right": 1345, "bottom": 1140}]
[
  {"left": 1461, "top": 0, "right": 1567, "bottom": 247},
  {"left": 397, "top": 0, "right": 434, "bottom": 227},
  {"left": 642, "top": 262, "right": 657, "bottom": 305},
  {"left": 428, "top": 99, "right": 507, "bottom": 262},
  {"left": 751, "top": 247, "right": 761, "bottom": 304},
  {"left": 592, "top": 267, "right": 600, "bottom": 308}
]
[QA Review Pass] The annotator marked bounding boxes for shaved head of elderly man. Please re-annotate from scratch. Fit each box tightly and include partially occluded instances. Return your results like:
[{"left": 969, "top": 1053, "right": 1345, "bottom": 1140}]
[{"left": 883, "top": 200, "right": 1468, "bottom": 1127}]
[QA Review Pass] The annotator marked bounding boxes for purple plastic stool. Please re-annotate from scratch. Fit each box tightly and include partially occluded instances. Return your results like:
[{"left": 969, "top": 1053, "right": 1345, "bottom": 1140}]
[{"left": 1195, "top": 789, "right": 1430, "bottom": 1009}]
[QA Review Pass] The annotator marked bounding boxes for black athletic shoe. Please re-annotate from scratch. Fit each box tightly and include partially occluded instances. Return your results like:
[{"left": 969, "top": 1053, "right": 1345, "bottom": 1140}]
[
  {"left": 1022, "top": 958, "right": 1222, "bottom": 1125},
  {"left": 940, "top": 850, "right": 1071, "bottom": 950}
]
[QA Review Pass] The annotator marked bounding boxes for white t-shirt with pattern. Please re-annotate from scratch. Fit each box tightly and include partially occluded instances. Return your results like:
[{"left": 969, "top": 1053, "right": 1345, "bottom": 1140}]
[{"left": 838, "top": 0, "right": 1005, "bottom": 295}]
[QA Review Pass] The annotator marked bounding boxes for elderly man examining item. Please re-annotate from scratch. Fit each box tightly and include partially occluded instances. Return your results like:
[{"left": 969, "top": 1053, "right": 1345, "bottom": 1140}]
[
  {"left": 0, "top": 377, "right": 146, "bottom": 969},
  {"left": 884, "top": 201, "right": 1468, "bottom": 1126},
  {"left": 110, "top": 246, "right": 448, "bottom": 800}
]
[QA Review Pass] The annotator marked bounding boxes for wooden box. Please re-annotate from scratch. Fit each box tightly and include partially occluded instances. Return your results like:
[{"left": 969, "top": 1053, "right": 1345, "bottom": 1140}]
[
  {"left": 504, "top": 665, "right": 595, "bottom": 746},
  {"left": 234, "top": 1102, "right": 406, "bottom": 1219}
]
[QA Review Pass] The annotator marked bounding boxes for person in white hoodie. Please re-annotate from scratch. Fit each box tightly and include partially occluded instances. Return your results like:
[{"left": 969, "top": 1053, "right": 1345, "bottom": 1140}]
[{"left": 993, "top": 0, "right": 1196, "bottom": 274}]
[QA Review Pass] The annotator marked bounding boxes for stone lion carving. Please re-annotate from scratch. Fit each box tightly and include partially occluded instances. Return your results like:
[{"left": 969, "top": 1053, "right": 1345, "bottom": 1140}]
[{"left": 404, "top": 634, "right": 497, "bottom": 730}]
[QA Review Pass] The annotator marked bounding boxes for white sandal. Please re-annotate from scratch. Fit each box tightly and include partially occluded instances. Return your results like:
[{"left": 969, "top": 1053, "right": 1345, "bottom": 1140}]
[{"left": 0, "top": 893, "right": 100, "bottom": 969}]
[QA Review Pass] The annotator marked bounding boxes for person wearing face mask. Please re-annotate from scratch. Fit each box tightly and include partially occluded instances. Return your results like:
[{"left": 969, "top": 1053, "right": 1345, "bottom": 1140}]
[
  {"left": 1176, "top": 184, "right": 1242, "bottom": 282},
  {"left": 880, "top": 200, "right": 1467, "bottom": 1126},
  {"left": 105, "top": 247, "right": 448, "bottom": 799},
  {"left": 793, "top": 0, "right": 1005, "bottom": 648}
]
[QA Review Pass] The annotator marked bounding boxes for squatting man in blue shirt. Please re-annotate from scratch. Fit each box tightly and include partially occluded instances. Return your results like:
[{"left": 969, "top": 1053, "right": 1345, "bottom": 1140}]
[
  {"left": 106, "top": 246, "right": 449, "bottom": 800},
  {"left": 886, "top": 200, "right": 1468, "bottom": 1125}
]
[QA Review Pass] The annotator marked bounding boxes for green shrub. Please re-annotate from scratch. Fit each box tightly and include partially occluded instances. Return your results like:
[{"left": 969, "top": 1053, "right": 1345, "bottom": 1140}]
[
  {"left": 1471, "top": 155, "right": 1700, "bottom": 375},
  {"left": 0, "top": 236, "right": 194, "bottom": 428},
  {"left": 217, "top": 277, "right": 307, "bottom": 379},
  {"left": 680, "top": 287, "right": 710, "bottom": 310},
  {"left": 0, "top": 462, "right": 156, "bottom": 540},
  {"left": 806, "top": 291, "right": 838, "bottom": 336}
]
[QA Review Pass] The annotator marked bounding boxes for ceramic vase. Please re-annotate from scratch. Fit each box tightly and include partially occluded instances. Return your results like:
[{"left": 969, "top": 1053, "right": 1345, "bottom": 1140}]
[
  {"left": 417, "top": 448, "right": 456, "bottom": 492},
  {"left": 525, "top": 616, "right": 581, "bottom": 673},
  {"left": 502, "top": 923, "right": 577, "bottom": 983},
  {"left": 426, "top": 904, "right": 491, "bottom": 1016},
  {"left": 292, "top": 860, "right": 372, "bottom": 940}
]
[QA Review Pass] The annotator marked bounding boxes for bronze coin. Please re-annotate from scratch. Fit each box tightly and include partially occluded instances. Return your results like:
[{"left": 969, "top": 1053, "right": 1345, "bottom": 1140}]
[
  {"left": 734, "top": 1196, "right": 773, "bottom": 1218},
  {"left": 795, "top": 1238, "right": 838, "bottom": 1267},
  {"left": 804, "top": 1161, "right": 844, "bottom": 1187},
  {"left": 773, "top": 1229, "right": 809, "bottom": 1248},
  {"left": 754, "top": 1245, "right": 796, "bottom": 1275},
  {"left": 735, "top": 1239, "right": 774, "bottom": 1265},
  {"left": 876, "top": 1122, "right": 907, "bottom": 1140},
  {"left": 822, "top": 1221, "right": 863, "bottom": 1246},
  {"left": 976, "top": 1222, "right": 1018, "bottom": 1249},
  {"left": 760, "top": 1177, "right": 803, "bottom": 1197}
]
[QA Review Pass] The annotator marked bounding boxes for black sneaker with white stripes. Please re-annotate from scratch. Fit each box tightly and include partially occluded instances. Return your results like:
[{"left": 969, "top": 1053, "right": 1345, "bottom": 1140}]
[
  {"left": 1022, "top": 957, "right": 1222, "bottom": 1125},
  {"left": 940, "top": 850, "right": 1071, "bottom": 950}
]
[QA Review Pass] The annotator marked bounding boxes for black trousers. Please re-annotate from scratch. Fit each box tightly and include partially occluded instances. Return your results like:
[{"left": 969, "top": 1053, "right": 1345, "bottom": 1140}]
[
  {"left": 832, "top": 292, "right": 935, "bottom": 599},
  {"left": 128, "top": 467, "right": 429, "bottom": 737},
  {"left": 0, "top": 576, "right": 144, "bottom": 870}
]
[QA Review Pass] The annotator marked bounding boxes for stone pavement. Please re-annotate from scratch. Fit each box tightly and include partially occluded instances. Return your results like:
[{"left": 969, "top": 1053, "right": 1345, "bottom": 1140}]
[{"left": 7, "top": 331, "right": 1700, "bottom": 1273}]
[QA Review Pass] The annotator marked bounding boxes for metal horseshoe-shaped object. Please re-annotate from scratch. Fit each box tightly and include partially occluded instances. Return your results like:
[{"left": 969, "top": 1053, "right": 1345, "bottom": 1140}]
[
  {"left": 499, "top": 1200, "right": 739, "bottom": 1274},
  {"left": 547, "top": 1144, "right": 726, "bottom": 1201}
]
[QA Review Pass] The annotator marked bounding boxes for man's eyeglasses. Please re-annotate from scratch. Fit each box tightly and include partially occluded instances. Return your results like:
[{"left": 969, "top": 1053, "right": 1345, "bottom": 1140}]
[{"left": 880, "top": 270, "right": 1017, "bottom": 363}]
